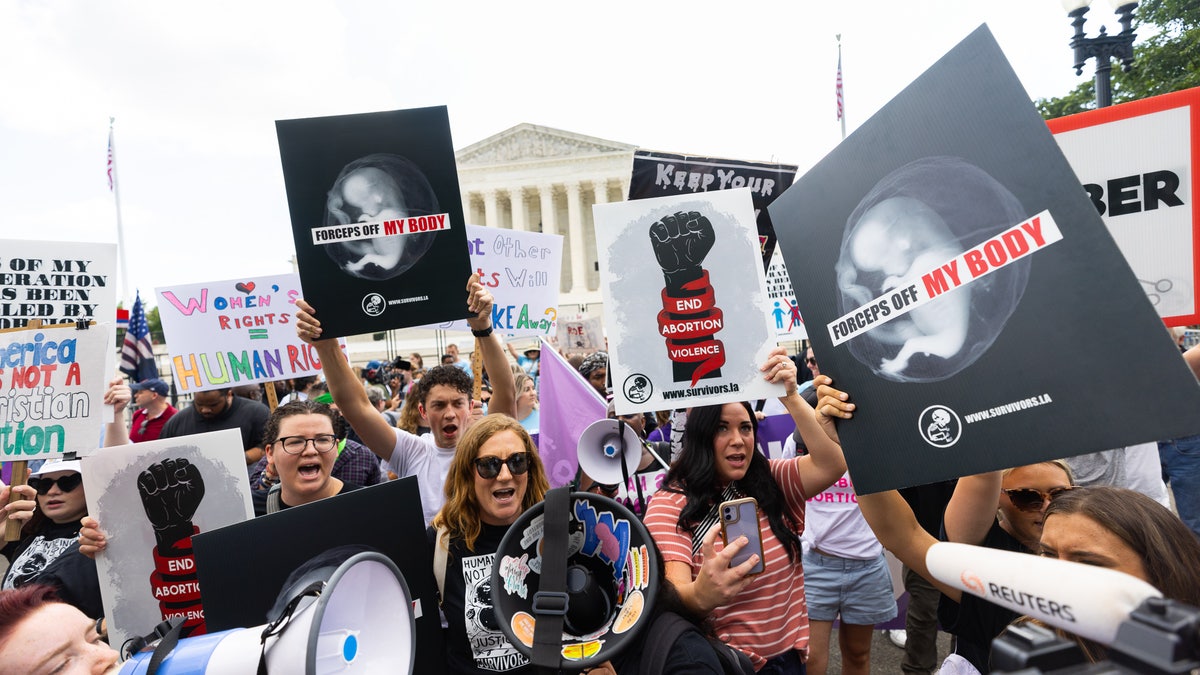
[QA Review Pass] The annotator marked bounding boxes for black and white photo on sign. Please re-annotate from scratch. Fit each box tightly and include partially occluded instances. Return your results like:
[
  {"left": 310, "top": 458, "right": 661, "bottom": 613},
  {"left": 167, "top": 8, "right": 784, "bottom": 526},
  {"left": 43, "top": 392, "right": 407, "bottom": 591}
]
[{"left": 595, "top": 188, "right": 782, "bottom": 414}]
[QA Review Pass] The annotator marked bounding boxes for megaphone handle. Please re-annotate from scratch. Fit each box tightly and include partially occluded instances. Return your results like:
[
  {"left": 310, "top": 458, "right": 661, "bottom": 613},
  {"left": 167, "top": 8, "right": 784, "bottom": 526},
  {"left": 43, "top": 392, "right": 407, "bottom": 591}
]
[{"left": 616, "top": 420, "right": 645, "bottom": 514}]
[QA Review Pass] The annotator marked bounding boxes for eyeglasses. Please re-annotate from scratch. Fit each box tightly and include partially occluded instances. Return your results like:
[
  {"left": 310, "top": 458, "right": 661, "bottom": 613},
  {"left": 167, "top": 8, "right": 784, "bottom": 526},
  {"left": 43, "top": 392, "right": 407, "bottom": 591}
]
[
  {"left": 29, "top": 473, "right": 83, "bottom": 495},
  {"left": 1003, "top": 486, "right": 1076, "bottom": 512},
  {"left": 474, "top": 453, "right": 529, "bottom": 479},
  {"left": 274, "top": 434, "right": 338, "bottom": 455}
]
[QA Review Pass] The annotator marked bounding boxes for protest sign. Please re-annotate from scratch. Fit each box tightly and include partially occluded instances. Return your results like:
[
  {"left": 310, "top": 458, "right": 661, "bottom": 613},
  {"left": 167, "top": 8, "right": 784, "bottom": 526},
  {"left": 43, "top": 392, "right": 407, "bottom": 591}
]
[
  {"left": 0, "top": 240, "right": 117, "bottom": 330},
  {"left": 81, "top": 429, "right": 254, "bottom": 649},
  {"left": 425, "top": 225, "right": 563, "bottom": 337},
  {"left": 769, "top": 26, "right": 1200, "bottom": 494},
  {"left": 0, "top": 323, "right": 110, "bottom": 459},
  {"left": 595, "top": 188, "right": 784, "bottom": 414},
  {"left": 193, "top": 477, "right": 444, "bottom": 675},
  {"left": 629, "top": 150, "right": 798, "bottom": 269},
  {"left": 556, "top": 316, "right": 604, "bottom": 356},
  {"left": 1048, "top": 87, "right": 1200, "bottom": 326},
  {"left": 277, "top": 106, "right": 472, "bottom": 338},
  {"left": 156, "top": 273, "right": 347, "bottom": 393},
  {"left": 765, "top": 250, "right": 807, "bottom": 340}
]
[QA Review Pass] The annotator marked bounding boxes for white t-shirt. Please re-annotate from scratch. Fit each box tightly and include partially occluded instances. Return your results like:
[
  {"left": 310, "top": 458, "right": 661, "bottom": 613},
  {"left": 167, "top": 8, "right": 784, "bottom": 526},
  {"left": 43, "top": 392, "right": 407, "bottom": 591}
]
[
  {"left": 784, "top": 435, "right": 882, "bottom": 560},
  {"left": 387, "top": 429, "right": 456, "bottom": 526}
]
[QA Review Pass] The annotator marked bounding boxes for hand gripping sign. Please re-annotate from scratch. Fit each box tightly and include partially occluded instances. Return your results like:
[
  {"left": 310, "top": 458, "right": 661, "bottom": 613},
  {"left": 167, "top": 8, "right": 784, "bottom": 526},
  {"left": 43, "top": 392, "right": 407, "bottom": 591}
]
[{"left": 650, "top": 211, "right": 725, "bottom": 386}]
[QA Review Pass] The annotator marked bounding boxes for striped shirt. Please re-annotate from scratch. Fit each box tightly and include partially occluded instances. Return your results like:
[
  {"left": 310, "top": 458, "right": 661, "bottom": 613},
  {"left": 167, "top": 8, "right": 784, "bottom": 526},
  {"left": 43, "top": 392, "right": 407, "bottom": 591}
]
[{"left": 645, "top": 459, "right": 810, "bottom": 670}]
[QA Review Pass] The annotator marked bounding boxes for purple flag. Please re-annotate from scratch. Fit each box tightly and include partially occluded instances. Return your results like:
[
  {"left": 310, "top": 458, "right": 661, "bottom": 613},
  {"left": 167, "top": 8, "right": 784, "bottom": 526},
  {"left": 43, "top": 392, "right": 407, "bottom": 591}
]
[
  {"left": 536, "top": 337, "right": 607, "bottom": 487},
  {"left": 755, "top": 413, "right": 797, "bottom": 460}
]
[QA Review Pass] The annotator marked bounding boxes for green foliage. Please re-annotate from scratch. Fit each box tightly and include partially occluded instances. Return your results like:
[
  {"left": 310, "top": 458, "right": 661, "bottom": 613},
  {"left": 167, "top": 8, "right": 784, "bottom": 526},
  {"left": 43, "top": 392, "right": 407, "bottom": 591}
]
[
  {"left": 1036, "top": 0, "right": 1200, "bottom": 119},
  {"left": 146, "top": 305, "right": 164, "bottom": 343}
]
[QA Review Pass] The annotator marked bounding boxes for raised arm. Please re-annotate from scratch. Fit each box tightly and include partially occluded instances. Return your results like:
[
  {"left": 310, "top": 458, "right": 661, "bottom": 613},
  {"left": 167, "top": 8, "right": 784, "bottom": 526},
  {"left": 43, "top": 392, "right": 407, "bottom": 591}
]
[
  {"left": 942, "top": 472, "right": 1002, "bottom": 545},
  {"left": 763, "top": 348, "right": 846, "bottom": 498},
  {"left": 296, "top": 299, "right": 397, "bottom": 463},
  {"left": 103, "top": 376, "right": 131, "bottom": 447},
  {"left": 812, "top": 380, "right": 961, "bottom": 601},
  {"left": 466, "top": 275, "right": 514, "bottom": 418}
]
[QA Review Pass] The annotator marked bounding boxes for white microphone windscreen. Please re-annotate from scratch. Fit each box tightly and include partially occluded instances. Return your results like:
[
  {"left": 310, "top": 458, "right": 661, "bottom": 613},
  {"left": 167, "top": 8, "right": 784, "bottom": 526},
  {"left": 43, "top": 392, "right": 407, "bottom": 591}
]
[{"left": 925, "top": 542, "right": 1161, "bottom": 645}]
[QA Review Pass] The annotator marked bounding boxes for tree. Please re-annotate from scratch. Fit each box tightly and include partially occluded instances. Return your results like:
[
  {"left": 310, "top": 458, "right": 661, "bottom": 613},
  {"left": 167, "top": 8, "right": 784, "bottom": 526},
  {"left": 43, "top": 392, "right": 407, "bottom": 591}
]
[
  {"left": 146, "top": 304, "right": 164, "bottom": 344},
  {"left": 1036, "top": 0, "right": 1200, "bottom": 119}
]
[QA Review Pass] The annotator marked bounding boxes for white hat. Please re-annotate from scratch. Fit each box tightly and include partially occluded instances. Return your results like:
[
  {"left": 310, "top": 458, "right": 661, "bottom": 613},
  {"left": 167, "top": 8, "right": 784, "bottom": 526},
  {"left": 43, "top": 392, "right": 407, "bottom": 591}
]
[{"left": 30, "top": 459, "right": 82, "bottom": 477}]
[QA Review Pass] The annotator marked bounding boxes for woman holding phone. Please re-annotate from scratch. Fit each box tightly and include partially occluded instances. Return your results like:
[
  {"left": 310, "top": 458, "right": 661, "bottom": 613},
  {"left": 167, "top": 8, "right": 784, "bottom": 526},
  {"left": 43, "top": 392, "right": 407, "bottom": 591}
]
[{"left": 644, "top": 347, "right": 848, "bottom": 674}]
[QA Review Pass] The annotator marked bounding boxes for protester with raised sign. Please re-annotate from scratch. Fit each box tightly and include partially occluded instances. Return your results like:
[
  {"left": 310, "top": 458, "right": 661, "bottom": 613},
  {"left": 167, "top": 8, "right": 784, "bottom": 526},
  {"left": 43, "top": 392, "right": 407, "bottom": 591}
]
[
  {"left": 644, "top": 347, "right": 847, "bottom": 674},
  {"left": 429, "top": 414, "right": 549, "bottom": 674},
  {"left": 816, "top": 379, "right": 1200, "bottom": 672},
  {"left": 295, "top": 274, "right": 514, "bottom": 525}
]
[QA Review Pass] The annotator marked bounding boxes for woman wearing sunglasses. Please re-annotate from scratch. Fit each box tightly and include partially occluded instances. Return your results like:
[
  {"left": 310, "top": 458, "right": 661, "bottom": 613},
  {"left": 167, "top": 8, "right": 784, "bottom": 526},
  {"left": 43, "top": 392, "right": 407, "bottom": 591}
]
[{"left": 429, "top": 415, "right": 549, "bottom": 675}]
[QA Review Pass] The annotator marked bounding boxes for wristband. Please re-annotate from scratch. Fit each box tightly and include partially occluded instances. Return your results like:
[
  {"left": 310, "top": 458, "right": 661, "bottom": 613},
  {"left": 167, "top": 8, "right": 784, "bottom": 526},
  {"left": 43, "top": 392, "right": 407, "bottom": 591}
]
[{"left": 471, "top": 326, "right": 494, "bottom": 338}]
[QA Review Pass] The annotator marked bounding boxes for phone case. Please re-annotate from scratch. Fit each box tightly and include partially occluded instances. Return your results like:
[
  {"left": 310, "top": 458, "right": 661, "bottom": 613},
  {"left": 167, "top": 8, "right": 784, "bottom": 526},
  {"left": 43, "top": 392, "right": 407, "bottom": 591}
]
[{"left": 719, "top": 497, "right": 765, "bottom": 576}]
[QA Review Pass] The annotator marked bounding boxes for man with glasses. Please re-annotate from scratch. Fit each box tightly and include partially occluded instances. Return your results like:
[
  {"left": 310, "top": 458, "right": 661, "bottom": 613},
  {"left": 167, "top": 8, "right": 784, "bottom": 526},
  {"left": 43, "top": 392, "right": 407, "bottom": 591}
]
[{"left": 128, "top": 378, "right": 177, "bottom": 443}]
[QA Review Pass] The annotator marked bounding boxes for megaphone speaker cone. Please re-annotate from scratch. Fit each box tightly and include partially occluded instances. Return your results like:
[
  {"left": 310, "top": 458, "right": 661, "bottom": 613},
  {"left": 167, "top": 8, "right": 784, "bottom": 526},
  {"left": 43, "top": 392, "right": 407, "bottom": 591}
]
[{"left": 577, "top": 419, "right": 643, "bottom": 486}]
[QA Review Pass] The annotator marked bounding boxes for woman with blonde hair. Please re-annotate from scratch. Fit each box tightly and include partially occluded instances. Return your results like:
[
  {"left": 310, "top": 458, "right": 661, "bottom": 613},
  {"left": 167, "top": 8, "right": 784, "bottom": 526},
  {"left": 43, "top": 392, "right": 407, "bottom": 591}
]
[{"left": 429, "top": 415, "right": 549, "bottom": 674}]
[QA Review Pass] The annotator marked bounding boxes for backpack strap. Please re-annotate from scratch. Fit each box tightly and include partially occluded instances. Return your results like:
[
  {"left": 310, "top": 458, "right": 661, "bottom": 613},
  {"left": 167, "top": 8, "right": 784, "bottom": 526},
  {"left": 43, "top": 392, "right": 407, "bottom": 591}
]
[
  {"left": 531, "top": 487, "right": 570, "bottom": 671},
  {"left": 433, "top": 525, "right": 449, "bottom": 604},
  {"left": 639, "top": 612, "right": 694, "bottom": 675},
  {"left": 265, "top": 484, "right": 283, "bottom": 514}
]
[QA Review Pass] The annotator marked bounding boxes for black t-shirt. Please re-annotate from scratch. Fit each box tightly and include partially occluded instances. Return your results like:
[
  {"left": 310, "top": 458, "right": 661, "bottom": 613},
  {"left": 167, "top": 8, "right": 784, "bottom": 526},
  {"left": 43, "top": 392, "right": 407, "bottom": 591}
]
[
  {"left": 938, "top": 519, "right": 1027, "bottom": 673},
  {"left": 2, "top": 519, "right": 83, "bottom": 588},
  {"left": 161, "top": 395, "right": 270, "bottom": 452},
  {"left": 1, "top": 519, "right": 102, "bottom": 619},
  {"left": 429, "top": 522, "right": 531, "bottom": 675}
]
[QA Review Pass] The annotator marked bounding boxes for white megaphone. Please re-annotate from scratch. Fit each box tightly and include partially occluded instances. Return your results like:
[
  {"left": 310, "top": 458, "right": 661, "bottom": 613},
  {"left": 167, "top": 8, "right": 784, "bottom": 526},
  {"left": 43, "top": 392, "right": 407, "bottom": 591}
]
[
  {"left": 119, "top": 551, "right": 416, "bottom": 674},
  {"left": 577, "top": 419, "right": 643, "bottom": 486}
]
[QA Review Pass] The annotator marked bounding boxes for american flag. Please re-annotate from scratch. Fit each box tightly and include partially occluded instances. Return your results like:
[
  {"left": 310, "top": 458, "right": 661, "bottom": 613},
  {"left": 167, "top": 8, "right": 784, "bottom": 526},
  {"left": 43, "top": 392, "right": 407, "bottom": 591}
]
[
  {"left": 107, "top": 126, "right": 115, "bottom": 191},
  {"left": 120, "top": 292, "right": 159, "bottom": 382},
  {"left": 836, "top": 53, "right": 844, "bottom": 121}
]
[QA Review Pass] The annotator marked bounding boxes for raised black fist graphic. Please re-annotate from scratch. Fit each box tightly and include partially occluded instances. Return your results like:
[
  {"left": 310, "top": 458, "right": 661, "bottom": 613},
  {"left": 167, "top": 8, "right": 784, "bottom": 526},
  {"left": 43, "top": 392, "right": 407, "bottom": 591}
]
[
  {"left": 649, "top": 211, "right": 715, "bottom": 288},
  {"left": 138, "top": 458, "right": 205, "bottom": 552}
]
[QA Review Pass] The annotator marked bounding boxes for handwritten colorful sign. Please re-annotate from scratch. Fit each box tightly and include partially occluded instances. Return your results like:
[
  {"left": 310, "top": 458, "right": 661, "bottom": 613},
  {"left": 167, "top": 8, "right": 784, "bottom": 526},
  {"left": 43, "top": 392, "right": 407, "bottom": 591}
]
[
  {"left": 156, "top": 274, "right": 346, "bottom": 393},
  {"left": 556, "top": 316, "right": 604, "bottom": 356},
  {"left": 0, "top": 323, "right": 110, "bottom": 459},
  {"left": 426, "top": 225, "right": 563, "bottom": 337}
]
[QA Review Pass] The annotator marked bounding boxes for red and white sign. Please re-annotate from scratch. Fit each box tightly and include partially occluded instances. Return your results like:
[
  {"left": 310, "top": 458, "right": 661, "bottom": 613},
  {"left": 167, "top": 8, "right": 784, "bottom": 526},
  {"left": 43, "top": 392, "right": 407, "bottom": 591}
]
[{"left": 1048, "top": 87, "right": 1200, "bottom": 326}]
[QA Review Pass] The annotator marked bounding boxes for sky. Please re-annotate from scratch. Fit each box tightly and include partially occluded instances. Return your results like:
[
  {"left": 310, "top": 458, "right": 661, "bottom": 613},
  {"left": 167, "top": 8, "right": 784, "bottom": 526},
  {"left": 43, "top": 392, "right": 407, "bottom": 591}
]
[{"left": 0, "top": 0, "right": 1138, "bottom": 307}]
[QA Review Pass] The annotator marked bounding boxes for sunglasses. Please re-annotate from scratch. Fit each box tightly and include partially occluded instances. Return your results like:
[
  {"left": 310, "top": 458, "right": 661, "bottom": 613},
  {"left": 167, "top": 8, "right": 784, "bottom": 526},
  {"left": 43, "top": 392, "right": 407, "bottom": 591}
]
[
  {"left": 1003, "top": 486, "right": 1076, "bottom": 512},
  {"left": 806, "top": 357, "right": 818, "bottom": 366},
  {"left": 474, "top": 453, "right": 529, "bottom": 479},
  {"left": 29, "top": 473, "right": 84, "bottom": 495}
]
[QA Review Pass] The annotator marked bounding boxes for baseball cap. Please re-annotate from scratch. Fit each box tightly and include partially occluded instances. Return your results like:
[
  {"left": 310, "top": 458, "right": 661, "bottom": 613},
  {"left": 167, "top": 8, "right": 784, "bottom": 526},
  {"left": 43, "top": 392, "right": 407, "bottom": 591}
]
[
  {"left": 30, "top": 459, "right": 82, "bottom": 477},
  {"left": 131, "top": 378, "right": 169, "bottom": 396}
]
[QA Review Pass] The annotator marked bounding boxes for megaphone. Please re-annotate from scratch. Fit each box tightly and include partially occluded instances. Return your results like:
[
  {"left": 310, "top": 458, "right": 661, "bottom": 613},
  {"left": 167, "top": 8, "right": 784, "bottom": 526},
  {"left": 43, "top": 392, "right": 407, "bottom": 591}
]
[
  {"left": 491, "top": 491, "right": 660, "bottom": 671},
  {"left": 119, "top": 551, "right": 416, "bottom": 674},
  {"left": 577, "top": 419, "right": 643, "bottom": 486}
]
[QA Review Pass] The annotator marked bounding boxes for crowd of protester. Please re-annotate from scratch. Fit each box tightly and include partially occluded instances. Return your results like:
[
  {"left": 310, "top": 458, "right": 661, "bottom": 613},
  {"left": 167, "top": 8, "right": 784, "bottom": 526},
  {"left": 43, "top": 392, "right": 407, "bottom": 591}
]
[{"left": 2, "top": 273, "right": 1199, "bottom": 675}]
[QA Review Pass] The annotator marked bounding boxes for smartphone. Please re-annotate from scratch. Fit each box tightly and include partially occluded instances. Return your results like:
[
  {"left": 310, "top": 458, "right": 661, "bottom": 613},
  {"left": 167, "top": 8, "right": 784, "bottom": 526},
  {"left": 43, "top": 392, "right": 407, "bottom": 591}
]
[{"left": 719, "top": 497, "right": 765, "bottom": 576}]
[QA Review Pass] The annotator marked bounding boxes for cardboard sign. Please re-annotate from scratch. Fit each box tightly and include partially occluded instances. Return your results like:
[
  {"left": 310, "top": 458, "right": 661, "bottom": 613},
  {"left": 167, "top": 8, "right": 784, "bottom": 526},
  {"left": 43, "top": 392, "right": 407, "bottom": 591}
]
[
  {"left": 0, "top": 240, "right": 117, "bottom": 330},
  {"left": 1048, "top": 87, "right": 1200, "bottom": 326},
  {"left": 768, "top": 26, "right": 1200, "bottom": 494},
  {"left": 629, "top": 150, "right": 798, "bottom": 268},
  {"left": 556, "top": 316, "right": 604, "bottom": 356},
  {"left": 425, "top": 225, "right": 563, "bottom": 337},
  {"left": 765, "top": 250, "right": 807, "bottom": 340},
  {"left": 0, "top": 323, "right": 111, "bottom": 460},
  {"left": 595, "top": 188, "right": 784, "bottom": 414},
  {"left": 193, "top": 477, "right": 444, "bottom": 675},
  {"left": 277, "top": 106, "right": 473, "bottom": 338},
  {"left": 81, "top": 429, "right": 254, "bottom": 649},
  {"left": 156, "top": 273, "right": 346, "bottom": 393}
]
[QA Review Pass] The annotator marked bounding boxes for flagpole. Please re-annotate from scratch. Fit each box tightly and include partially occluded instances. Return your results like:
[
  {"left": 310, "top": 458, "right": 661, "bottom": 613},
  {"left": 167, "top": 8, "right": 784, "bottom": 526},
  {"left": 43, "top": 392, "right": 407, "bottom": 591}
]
[
  {"left": 109, "top": 117, "right": 130, "bottom": 305},
  {"left": 837, "top": 35, "right": 846, "bottom": 140}
]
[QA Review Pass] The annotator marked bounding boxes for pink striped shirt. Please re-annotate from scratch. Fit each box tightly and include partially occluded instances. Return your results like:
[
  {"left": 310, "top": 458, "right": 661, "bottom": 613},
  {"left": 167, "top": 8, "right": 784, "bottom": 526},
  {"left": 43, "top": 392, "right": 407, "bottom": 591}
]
[{"left": 645, "top": 458, "right": 810, "bottom": 670}]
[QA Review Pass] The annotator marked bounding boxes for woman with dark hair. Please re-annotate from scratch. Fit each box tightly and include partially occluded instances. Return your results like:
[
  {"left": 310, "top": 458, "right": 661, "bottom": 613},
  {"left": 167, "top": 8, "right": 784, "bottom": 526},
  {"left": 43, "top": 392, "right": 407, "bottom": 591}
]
[
  {"left": 644, "top": 347, "right": 848, "bottom": 674},
  {"left": 429, "top": 415, "right": 550, "bottom": 675},
  {"left": 0, "top": 584, "right": 120, "bottom": 673},
  {"left": 253, "top": 399, "right": 364, "bottom": 516}
]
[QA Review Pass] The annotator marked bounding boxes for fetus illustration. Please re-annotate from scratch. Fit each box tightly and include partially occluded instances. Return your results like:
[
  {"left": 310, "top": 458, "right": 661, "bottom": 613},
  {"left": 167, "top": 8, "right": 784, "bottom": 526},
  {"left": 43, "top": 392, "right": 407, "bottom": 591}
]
[
  {"left": 323, "top": 153, "right": 439, "bottom": 280},
  {"left": 835, "top": 157, "right": 1030, "bottom": 383}
]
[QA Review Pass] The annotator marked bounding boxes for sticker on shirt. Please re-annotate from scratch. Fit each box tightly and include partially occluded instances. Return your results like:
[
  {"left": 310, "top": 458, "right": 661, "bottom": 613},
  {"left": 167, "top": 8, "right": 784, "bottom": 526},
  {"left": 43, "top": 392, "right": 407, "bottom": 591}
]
[{"left": 462, "top": 552, "right": 529, "bottom": 672}]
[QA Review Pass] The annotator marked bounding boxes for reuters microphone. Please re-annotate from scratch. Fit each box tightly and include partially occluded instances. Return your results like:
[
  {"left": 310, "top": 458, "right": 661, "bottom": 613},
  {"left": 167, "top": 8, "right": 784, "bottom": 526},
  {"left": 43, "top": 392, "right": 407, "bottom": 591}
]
[{"left": 925, "top": 542, "right": 1161, "bottom": 646}]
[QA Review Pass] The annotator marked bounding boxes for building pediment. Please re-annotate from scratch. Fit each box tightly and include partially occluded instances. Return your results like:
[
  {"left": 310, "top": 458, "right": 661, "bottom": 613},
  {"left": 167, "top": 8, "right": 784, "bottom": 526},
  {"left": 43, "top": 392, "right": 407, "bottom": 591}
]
[{"left": 456, "top": 123, "right": 636, "bottom": 166}]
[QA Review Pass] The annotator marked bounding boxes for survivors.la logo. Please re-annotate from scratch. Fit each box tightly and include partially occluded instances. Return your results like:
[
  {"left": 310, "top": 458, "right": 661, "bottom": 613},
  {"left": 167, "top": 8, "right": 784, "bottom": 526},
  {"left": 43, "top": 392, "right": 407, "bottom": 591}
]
[
  {"left": 651, "top": 211, "right": 725, "bottom": 386},
  {"left": 918, "top": 405, "right": 962, "bottom": 448}
]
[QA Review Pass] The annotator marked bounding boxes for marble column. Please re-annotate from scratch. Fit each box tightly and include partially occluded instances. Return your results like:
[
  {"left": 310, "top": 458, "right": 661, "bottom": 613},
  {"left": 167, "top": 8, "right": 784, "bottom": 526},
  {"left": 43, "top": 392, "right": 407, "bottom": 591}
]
[
  {"left": 461, "top": 192, "right": 474, "bottom": 226},
  {"left": 592, "top": 178, "right": 608, "bottom": 206},
  {"left": 509, "top": 186, "right": 527, "bottom": 232},
  {"left": 537, "top": 184, "right": 557, "bottom": 235},
  {"left": 483, "top": 189, "right": 499, "bottom": 229},
  {"left": 565, "top": 180, "right": 585, "bottom": 294}
]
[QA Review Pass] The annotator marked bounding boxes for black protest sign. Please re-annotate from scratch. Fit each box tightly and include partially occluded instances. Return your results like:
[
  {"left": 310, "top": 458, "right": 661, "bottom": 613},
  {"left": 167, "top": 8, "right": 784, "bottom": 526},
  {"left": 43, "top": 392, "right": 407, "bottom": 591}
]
[
  {"left": 768, "top": 25, "right": 1200, "bottom": 494},
  {"left": 277, "top": 106, "right": 472, "bottom": 338},
  {"left": 629, "top": 150, "right": 797, "bottom": 269}
]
